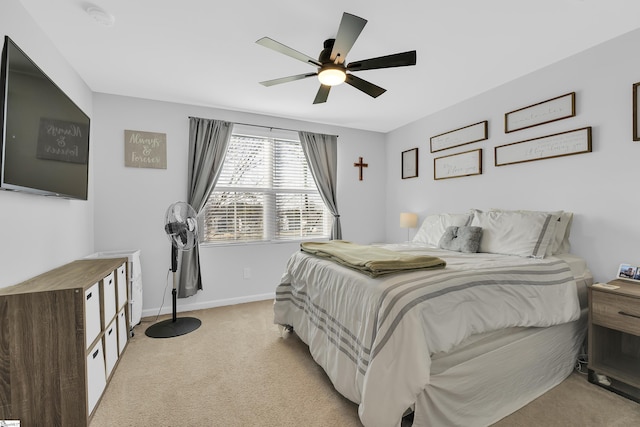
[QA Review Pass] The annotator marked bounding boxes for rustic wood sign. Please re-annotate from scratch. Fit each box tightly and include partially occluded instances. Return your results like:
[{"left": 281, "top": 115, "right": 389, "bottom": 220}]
[
  {"left": 434, "top": 148, "right": 482, "bottom": 180},
  {"left": 504, "top": 92, "right": 575, "bottom": 133},
  {"left": 430, "top": 121, "right": 488, "bottom": 153},
  {"left": 494, "top": 127, "right": 591, "bottom": 166},
  {"left": 124, "top": 130, "right": 167, "bottom": 169}
]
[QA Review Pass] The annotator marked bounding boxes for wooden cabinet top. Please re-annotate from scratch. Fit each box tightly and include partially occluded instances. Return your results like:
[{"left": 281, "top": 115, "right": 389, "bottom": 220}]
[
  {"left": 589, "top": 279, "right": 640, "bottom": 299},
  {"left": 0, "top": 257, "right": 127, "bottom": 296}
]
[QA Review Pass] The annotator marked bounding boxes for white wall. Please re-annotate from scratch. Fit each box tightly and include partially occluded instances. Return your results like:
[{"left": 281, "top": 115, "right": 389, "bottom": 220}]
[
  {"left": 385, "top": 27, "right": 640, "bottom": 283},
  {"left": 92, "top": 93, "right": 386, "bottom": 316},
  {"left": 0, "top": 0, "right": 94, "bottom": 288}
]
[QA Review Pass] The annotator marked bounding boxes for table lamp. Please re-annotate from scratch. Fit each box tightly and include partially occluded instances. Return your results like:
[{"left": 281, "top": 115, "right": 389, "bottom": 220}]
[{"left": 400, "top": 212, "right": 418, "bottom": 242}]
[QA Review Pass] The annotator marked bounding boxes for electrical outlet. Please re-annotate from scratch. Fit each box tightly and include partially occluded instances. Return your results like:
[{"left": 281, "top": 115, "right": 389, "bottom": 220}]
[{"left": 243, "top": 267, "right": 252, "bottom": 279}]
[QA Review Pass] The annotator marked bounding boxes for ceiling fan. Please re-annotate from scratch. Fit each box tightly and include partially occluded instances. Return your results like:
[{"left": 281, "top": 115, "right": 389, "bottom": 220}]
[{"left": 256, "top": 12, "right": 417, "bottom": 104}]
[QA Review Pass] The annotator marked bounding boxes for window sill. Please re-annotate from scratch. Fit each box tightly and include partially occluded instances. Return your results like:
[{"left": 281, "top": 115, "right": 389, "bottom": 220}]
[{"left": 199, "top": 237, "right": 329, "bottom": 248}]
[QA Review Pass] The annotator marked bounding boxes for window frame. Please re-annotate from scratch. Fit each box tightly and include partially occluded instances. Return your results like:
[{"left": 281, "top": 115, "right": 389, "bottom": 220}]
[{"left": 201, "top": 126, "right": 331, "bottom": 246}]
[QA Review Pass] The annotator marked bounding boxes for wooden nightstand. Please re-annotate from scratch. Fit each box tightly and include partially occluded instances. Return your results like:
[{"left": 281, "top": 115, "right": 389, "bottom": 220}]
[{"left": 588, "top": 279, "right": 640, "bottom": 401}]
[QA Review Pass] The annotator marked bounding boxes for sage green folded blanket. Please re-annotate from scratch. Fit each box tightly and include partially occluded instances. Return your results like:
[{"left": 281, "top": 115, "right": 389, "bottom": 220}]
[{"left": 300, "top": 240, "right": 446, "bottom": 277}]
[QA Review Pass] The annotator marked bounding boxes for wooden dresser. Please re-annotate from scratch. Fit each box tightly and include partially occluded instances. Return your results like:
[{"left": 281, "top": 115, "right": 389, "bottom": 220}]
[{"left": 0, "top": 258, "right": 130, "bottom": 426}]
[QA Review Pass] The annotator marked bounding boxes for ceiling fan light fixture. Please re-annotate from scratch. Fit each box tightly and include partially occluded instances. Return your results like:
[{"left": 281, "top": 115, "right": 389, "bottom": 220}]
[{"left": 318, "top": 67, "right": 346, "bottom": 86}]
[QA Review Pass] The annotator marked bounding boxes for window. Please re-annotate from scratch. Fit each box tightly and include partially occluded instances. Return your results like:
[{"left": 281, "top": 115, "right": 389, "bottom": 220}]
[{"left": 203, "top": 127, "right": 331, "bottom": 243}]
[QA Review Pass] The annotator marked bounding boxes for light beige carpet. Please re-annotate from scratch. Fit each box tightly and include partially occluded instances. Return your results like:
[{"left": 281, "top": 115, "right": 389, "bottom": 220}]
[{"left": 90, "top": 300, "right": 640, "bottom": 427}]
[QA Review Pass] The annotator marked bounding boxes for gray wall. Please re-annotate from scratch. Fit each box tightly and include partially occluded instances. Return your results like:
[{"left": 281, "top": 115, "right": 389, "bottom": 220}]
[
  {"left": 0, "top": 0, "right": 94, "bottom": 288},
  {"left": 385, "top": 27, "right": 640, "bottom": 283},
  {"left": 5, "top": 0, "right": 638, "bottom": 311},
  {"left": 92, "top": 94, "right": 386, "bottom": 316}
]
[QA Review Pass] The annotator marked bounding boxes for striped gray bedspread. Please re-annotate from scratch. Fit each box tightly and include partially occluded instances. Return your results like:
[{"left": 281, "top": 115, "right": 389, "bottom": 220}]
[{"left": 273, "top": 246, "right": 581, "bottom": 427}]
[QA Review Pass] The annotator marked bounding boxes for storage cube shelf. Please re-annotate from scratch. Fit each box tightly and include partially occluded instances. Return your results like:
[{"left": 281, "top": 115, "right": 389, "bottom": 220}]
[{"left": 0, "top": 257, "right": 130, "bottom": 426}]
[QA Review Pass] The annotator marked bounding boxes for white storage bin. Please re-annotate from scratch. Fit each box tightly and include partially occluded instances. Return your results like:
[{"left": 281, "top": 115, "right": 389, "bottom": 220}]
[
  {"left": 104, "top": 320, "right": 119, "bottom": 377},
  {"left": 84, "top": 282, "right": 101, "bottom": 349},
  {"left": 86, "top": 340, "right": 106, "bottom": 415},
  {"left": 86, "top": 250, "right": 143, "bottom": 328},
  {"left": 116, "top": 263, "right": 127, "bottom": 310},
  {"left": 102, "top": 271, "right": 116, "bottom": 326},
  {"left": 117, "top": 309, "right": 128, "bottom": 355}
]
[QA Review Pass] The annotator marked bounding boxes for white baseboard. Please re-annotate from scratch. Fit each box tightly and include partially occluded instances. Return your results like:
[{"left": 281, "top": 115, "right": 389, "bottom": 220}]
[{"left": 141, "top": 292, "right": 275, "bottom": 319}]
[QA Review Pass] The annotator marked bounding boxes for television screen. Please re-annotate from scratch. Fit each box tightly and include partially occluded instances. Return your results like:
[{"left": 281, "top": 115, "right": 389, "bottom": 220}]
[{"left": 0, "top": 36, "right": 90, "bottom": 200}]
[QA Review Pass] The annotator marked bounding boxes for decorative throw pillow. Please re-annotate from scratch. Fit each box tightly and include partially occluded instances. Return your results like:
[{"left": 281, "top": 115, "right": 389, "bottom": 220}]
[{"left": 438, "top": 226, "right": 483, "bottom": 253}]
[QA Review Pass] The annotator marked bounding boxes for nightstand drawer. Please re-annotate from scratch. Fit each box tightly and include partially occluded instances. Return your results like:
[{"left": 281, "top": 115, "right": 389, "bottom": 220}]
[{"left": 592, "top": 291, "right": 640, "bottom": 336}]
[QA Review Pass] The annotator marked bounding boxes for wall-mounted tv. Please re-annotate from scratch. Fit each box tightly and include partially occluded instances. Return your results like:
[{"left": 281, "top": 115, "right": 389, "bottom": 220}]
[{"left": 0, "top": 36, "right": 90, "bottom": 200}]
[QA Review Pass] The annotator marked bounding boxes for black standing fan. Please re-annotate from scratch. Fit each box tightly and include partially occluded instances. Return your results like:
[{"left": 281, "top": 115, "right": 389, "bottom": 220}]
[{"left": 146, "top": 201, "right": 202, "bottom": 338}]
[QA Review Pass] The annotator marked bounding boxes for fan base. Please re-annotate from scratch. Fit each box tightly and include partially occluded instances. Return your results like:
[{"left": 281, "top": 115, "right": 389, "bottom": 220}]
[{"left": 145, "top": 317, "right": 201, "bottom": 338}]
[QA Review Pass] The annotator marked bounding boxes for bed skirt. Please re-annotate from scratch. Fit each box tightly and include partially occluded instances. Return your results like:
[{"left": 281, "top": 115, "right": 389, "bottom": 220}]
[{"left": 410, "top": 274, "right": 591, "bottom": 426}]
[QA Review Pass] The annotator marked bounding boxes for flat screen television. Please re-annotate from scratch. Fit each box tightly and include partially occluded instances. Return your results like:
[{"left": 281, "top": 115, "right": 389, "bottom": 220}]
[{"left": 0, "top": 36, "right": 90, "bottom": 200}]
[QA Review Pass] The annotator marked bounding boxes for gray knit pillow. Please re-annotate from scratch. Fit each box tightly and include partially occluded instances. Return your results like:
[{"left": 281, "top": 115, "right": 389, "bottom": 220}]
[{"left": 438, "top": 226, "right": 483, "bottom": 253}]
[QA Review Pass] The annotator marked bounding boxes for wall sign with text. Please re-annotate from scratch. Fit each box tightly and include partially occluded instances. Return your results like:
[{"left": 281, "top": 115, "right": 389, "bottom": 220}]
[
  {"left": 504, "top": 92, "right": 575, "bottom": 133},
  {"left": 124, "top": 130, "right": 167, "bottom": 169},
  {"left": 434, "top": 148, "right": 482, "bottom": 180},
  {"left": 494, "top": 127, "right": 591, "bottom": 167}
]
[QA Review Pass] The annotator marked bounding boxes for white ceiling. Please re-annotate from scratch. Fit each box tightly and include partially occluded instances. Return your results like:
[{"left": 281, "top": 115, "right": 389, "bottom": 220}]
[{"left": 18, "top": 0, "right": 640, "bottom": 133}]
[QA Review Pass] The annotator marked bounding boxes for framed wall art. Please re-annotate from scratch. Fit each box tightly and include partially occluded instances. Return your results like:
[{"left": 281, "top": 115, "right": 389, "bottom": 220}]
[
  {"left": 634, "top": 82, "right": 640, "bottom": 141},
  {"left": 401, "top": 147, "right": 418, "bottom": 179},
  {"left": 495, "top": 127, "right": 591, "bottom": 167},
  {"left": 434, "top": 148, "right": 482, "bottom": 180},
  {"left": 504, "top": 92, "right": 575, "bottom": 133},
  {"left": 617, "top": 263, "right": 640, "bottom": 282},
  {"left": 430, "top": 121, "right": 487, "bottom": 153}
]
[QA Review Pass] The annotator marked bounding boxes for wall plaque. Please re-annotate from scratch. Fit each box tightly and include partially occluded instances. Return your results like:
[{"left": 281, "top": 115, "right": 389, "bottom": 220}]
[
  {"left": 434, "top": 148, "right": 482, "bottom": 180},
  {"left": 124, "top": 130, "right": 167, "bottom": 169},
  {"left": 430, "top": 121, "right": 488, "bottom": 153},
  {"left": 504, "top": 92, "right": 575, "bottom": 133},
  {"left": 494, "top": 127, "right": 591, "bottom": 167}
]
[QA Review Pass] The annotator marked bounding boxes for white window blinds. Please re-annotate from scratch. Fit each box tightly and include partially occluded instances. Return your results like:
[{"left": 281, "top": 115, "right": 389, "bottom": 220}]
[{"left": 203, "top": 129, "right": 331, "bottom": 243}]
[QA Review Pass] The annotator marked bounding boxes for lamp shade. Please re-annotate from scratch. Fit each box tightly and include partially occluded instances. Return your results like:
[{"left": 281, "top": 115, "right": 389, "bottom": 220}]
[{"left": 400, "top": 212, "right": 418, "bottom": 228}]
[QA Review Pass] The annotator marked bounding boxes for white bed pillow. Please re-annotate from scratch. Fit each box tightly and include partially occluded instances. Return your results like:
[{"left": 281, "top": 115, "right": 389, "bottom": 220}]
[
  {"left": 491, "top": 208, "right": 573, "bottom": 256},
  {"left": 554, "top": 212, "right": 573, "bottom": 254},
  {"left": 471, "top": 209, "right": 559, "bottom": 258},
  {"left": 489, "top": 209, "right": 572, "bottom": 256},
  {"left": 412, "top": 212, "right": 472, "bottom": 247}
]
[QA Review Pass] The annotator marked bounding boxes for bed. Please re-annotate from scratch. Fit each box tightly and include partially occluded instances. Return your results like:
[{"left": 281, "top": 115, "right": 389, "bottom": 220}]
[{"left": 274, "top": 209, "right": 592, "bottom": 427}]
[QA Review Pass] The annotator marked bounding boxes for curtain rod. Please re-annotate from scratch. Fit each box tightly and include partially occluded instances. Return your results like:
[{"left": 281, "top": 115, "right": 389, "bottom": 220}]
[{"left": 188, "top": 116, "right": 338, "bottom": 138}]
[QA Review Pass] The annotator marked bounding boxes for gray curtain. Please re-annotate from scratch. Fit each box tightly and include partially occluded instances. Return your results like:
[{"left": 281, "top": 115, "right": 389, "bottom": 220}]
[
  {"left": 298, "top": 131, "right": 342, "bottom": 240},
  {"left": 177, "top": 117, "right": 233, "bottom": 298}
]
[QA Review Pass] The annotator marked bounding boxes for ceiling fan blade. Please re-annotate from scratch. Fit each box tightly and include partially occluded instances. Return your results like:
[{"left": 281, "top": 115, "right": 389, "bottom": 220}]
[
  {"left": 256, "top": 37, "right": 322, "bottom": 67},
  {"left": 347, "top": 50, "right": 417, "bottom": 72},
  {"left": 313, "top": 85, "right": 331, "bottom": 104},
  {"left": 330, "top": 13, "right": 367, "bottom": 64},
  {"left": 345, "top": 74, "right": 386, "bottom": 98},
  {"left": 259, "top": 73, "right": 317, "bottom": 87}
]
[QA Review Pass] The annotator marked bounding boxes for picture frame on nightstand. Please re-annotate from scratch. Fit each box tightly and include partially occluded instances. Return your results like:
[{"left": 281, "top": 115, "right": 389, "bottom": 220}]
[{"left": 617, "top": 263, "right": 640, "bottom": 282}]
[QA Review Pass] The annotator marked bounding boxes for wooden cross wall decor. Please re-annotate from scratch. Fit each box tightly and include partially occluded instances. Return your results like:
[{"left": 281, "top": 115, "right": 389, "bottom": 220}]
[{"left": 354, "top": 157, "right": 368, "bottom": 181}]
